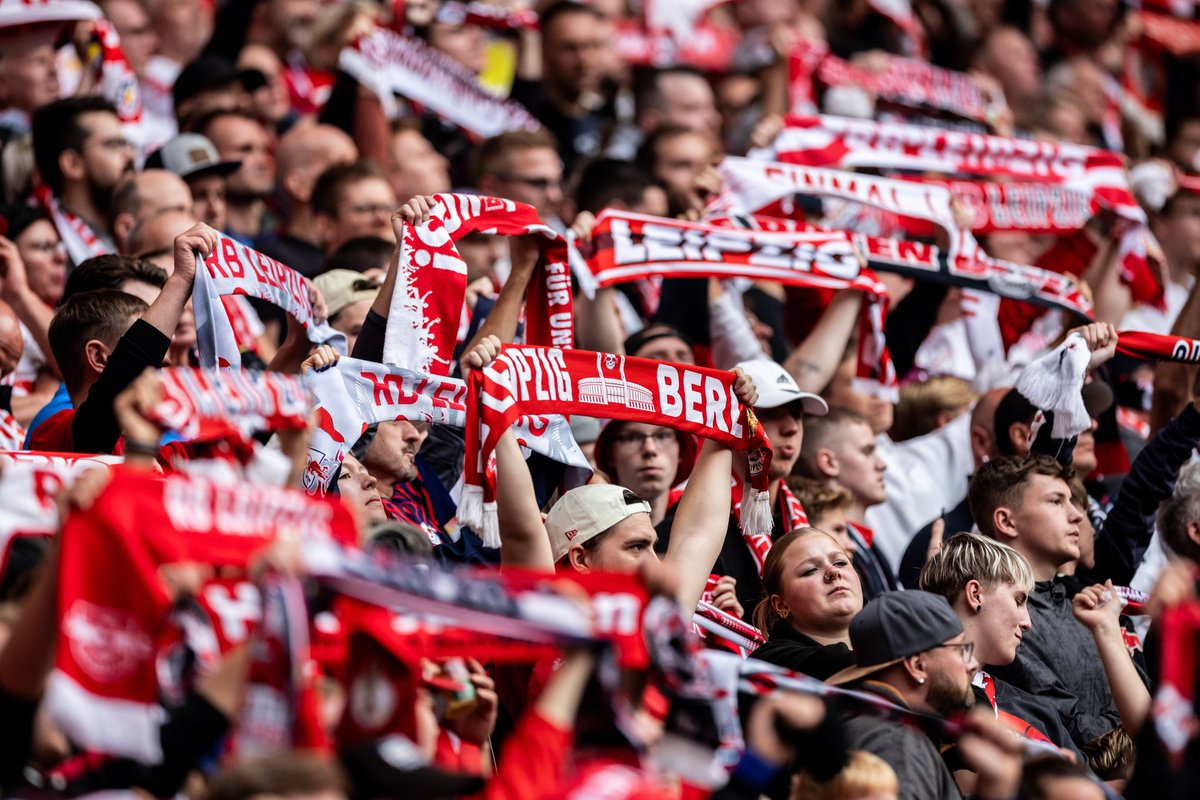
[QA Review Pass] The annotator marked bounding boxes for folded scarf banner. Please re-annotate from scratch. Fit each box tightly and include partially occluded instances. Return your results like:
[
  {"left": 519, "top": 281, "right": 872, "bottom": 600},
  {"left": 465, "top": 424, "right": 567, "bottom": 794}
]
[
  {"left": 0, "top": 410, "right": 23, "bottom": 451},
  {"left": 339, "top": 25, "right": 540, "bottom": 139},
  {"left": 572, "top": 208, "right": 897, "bottom": 399},
  {"left": 150, "top": 367, "right": 311, "bottom": 445},
  {"left": 383, "top": 193, "right": 574, "bottom": 376},
  {"left": 754, "top": 114, "right": 1162, "bottom": 307},
  {"left": 192, "top": 233, "right": 346, "bottom": 369},
  {"left": 462, "top": 346, "right": 773, "bottom": 547},
  {"left": 788, "top": 39, "right": 998, "bottom": 124},
  {"left": 301, "top": 356, "right": 590, "bottom": 497}
]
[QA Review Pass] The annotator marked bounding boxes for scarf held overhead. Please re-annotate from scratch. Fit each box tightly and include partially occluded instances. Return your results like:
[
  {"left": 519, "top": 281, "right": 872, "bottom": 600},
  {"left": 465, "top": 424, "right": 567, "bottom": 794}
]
[
  {"left": 462, "top": 346, "right": 773, "bottom": 547},
  {"left": 383, "top": 193, "right": 574, "bottom": 375},
  {"left": 192, "top": 233, "right": 346, "bottom": 368}
]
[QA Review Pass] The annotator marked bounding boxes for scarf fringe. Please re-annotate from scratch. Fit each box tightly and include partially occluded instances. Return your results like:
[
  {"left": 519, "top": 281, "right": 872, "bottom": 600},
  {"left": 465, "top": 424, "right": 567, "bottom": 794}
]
[
  {"left": 739, "top": 485, "right": 773, "bottom": 538},
  {"left": 480, "top": 501, "right": 500, "bottom": 549},
  {"left": 458, "top": 483, "right": 485, "bottom": 532},
  {"left": 1015, "top": 332, "right": 1091, "bottom": 439}
]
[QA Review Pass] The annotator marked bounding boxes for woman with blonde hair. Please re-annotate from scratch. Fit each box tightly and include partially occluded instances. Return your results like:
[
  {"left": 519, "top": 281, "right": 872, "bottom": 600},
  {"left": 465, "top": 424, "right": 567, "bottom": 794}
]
[
  {"left": 750, "top": 528, "right": 862, "bottom": 679},
  {"left": 793, "top": 750, "right": 899, "bottom": 800}
]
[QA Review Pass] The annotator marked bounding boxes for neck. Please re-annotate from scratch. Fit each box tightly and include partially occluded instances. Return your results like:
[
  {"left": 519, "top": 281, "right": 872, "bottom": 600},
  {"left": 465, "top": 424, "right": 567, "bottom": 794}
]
[
  {"left": 374, "top": 474, "right": 398, "bottom": 498},
  {"left": 768, "top": 477, "right": 781, "bottom": 507},
  {"left": 1016, "top": 545, "right": 1060, "bottom": 582},
  {"left": 647, "top": 490, "right": 668, "bottom": 526},
  {"left": 845, "top": 498, "right": 868, "bottom": 522},
  {"left": 798, "top": 624, "right": 852, "bottom": 648},
  {"left": 286, "top": 204, "right": 320, "bottom": 246},
  {"left": 225, "top": 197, "right": 264, "bottom": 239},
  {"left": 61, "top": 184, "right": 108, "bottom": 234},
  {"left": 547, "top": 83, "right": 587, "bottom": 117},
  {"left": 1164, "top": 250, "right": 1196, "bottom": 287},
  {"left": 68, "top": 378, "right": 95, "bottom": 410}
]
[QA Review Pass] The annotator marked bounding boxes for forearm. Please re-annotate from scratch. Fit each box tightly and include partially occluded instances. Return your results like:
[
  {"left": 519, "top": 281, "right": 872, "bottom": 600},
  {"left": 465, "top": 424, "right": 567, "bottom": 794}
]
[
  {"left": 496, "top": 430, "right": 555, "bottom": 571},
  {"left": 464, "top": 262, "right": 534, "bottom": 351},
  {"left": 1090, "top": 621, "right": 1151, "bottom": 735},
  {"left": 5, "top": 290, "right": 58, "bottom": 376},
  {"left": 783, "top": 290, "right": 861, "bottom": 392},
  {"left": 1151, "top": 282, "right": 1200, "bottom": 433},
  {"left": 573, "top": 287, "right": 625, "bottom": 354},
  {"left": 665, "top": 439, "right": 733, "bottom": 611},
  {"left": 140, "top": 272, "right": 193, "bottom": 339},
  {"left": 710, "top": 289, "right": 764, "bottom": 369},
  {"left": 1082, "top": 239, "right": 1129, "bottom": 325}
]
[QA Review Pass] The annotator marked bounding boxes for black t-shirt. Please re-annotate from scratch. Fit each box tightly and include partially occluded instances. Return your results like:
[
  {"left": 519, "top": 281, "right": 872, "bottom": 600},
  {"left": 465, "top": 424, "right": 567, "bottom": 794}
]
[{"left": 750, "top": 622, "right": 855, "bottom": 680}]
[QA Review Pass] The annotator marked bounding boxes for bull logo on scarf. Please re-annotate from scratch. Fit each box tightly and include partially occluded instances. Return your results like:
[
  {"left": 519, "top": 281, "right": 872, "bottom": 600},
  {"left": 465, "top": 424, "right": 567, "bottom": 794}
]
[{"left": 64, "top": 600, "right": 155, "bottom": 684}]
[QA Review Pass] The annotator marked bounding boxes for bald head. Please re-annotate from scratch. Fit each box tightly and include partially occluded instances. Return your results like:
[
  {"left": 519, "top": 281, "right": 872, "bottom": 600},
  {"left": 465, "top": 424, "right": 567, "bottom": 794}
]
[
  {"left": 276, "top": 123, "right": 358, "bottom": 205},
  {"left": 969, "top": 387, "right": 1010, "bottom": 468},
  {"left": 128, "top": 208, "right": 200, "bottom": 269},
  {"left": 112, "top": 169, "right": 194, "bottom": 254},
  {"left": 0, "top": 299, "right": 24, "bottom": 378}
]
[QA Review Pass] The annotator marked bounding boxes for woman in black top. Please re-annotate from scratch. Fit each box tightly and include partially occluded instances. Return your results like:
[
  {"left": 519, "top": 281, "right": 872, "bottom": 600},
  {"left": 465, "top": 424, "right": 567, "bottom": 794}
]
[{"left": 749, "top": 529, "right": 862, "bottom": 680}]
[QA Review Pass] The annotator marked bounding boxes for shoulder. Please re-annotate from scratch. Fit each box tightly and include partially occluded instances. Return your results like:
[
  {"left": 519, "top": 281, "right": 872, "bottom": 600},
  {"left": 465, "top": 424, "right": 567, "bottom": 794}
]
[
  {"left": 751, "top": 638, "right": 854, "bottom": 681},
  {"left": 27, "top": 409, "right": 75, "bottom": 451}
]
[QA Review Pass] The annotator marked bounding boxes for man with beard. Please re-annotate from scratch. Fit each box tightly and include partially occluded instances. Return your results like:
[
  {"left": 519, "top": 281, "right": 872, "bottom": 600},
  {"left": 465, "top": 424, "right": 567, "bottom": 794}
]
[
  {"left": 828, "top": 591, "right": 980, "bottom": 800},
  {"left": 194, "top": 110, "right": 275, "bottom": 241},
  {"left": 30, "top": 98, "right": 135, "bottom": 265}
]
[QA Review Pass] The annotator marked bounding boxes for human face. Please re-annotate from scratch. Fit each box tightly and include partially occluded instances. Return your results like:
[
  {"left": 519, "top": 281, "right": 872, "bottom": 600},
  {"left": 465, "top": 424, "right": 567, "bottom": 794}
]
[
  {"left": 428, "top": 22, "right": 487, "bottom": 74},
  {"left": 631, "top": 331, "right": 693, "bottom": 364},
  {"left": 1073, "top": 417, "right": 1098, "bottom": 475},
  {"left": 78, "top": 112, "right": 136, "bottom": 198},
  {"left": 330, "top": 178, "right": 398, "bottom": 249},
  {"left": 268, "top": 0, "right": 322, "bottom": 51},
  {"left": 1007, "top": 475, "right": 1083, "bottom": 575},
  {"left": 15, "top": 220, "right": 67, "bottom": 307},
  {"left": 387, "top": 129, "right": 451, "bottom": 200},
  {"left": 542, "top": 9, "right": 609, "bottom": 97},
  {"left": 188, "top": 174, "right": 227, "bottom": 230},
  {"left": 1074, "top": 506, "right": 1096, "bottom": 572},
  {"left": 491, "top": 147, "right": 563, "bottom": 220},
  {"left": 655, "top": 73, "right": 721, "bottom": 137},
  {"left": 923, "top": 632, "right": 979, "bottom": 717},
  {"left": 770, "top": 533, "right": 862, "bottom": 638},
  {"left": 758, "top": 404, "right": 802, "bottom": 479},
  {"left": 151, "top": 0, "right": 212, "bottom": 64},
  {"left": 824, "top": 356, "right": 893, "bottom": 434},
  {"left": 337, "top": 454, "right": 387, "bottom": 524},
  {"left": 610, "top": 422, "right": 680, "bottom": 503},
  {"left": 1156, "top": 192, "right": 1200, "bottom": 272},
  {"left": 363, "top": 419, "right": 426, "bottom": 486},
  {"left": 330, "top": 298, "right": 373, "bottom": 354},
  {"left": 0, "top": 40, "right": 59, "bottom": 114},
  {"left": 573, "top": 513, "right": 659, "bottom": 573},
  {"left": 809, "top": 506, "right": 856, "bottom": 557},
  {"left": 207, "top": 116, "right": 274, "bottom": 196},
  {"left": 831, "top": 422, "right": 887, "bottom": 509},
  {"left": 1167, "top": 120, "right": 1200, "bottom": 171},
  {"left": 973, "top": 582, "right": 1031, "bottom": 667},
  {"left": 237, "top": 45, "right": 292, "bottom": 125},
  {"left": 652, "top": 131, "right": 714, "bottom": 203},
  {"left": 105, "top": 0, "right": 158, "bottom": 78},
  {"left": 1034, "top": 777, "right": 1105, "bottom": 800}
]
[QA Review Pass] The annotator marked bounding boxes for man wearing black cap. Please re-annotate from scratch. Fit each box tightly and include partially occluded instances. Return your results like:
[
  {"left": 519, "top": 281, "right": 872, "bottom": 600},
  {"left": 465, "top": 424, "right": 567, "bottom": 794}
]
[{"left": 826, "top": 591, "right": 979, "bottom": 800}]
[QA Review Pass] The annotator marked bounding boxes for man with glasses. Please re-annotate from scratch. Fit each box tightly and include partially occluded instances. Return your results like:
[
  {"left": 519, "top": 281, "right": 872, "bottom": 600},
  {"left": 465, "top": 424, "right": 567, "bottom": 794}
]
[
  {"left": 474, "top": 129, "right": 564, "bottom": 224},
  {"left": 311, "top": 160, "right": 398, "bottom": 255},
  {"left": 655, "top": 357, "right": 829, "bottom": 619},
  {"left": 31, "top": 97, "right": 135, "bottom": 264},
  {"left": 593, "top": 421, "right": 694, "bottom": 527},
  {"left": 827, "top": 591, "right": 980, "bottom": 800}
]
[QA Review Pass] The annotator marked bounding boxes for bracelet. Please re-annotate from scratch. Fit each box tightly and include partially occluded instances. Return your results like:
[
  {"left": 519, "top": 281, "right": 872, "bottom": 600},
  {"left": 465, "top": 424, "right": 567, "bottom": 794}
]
[{"left": 123, "top": 439, "right": 160, "bottom": 458}]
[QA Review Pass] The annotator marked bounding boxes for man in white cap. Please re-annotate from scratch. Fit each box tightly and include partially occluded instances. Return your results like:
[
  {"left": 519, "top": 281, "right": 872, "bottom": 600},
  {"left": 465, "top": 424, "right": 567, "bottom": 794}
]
[
  {"left": 145, "top": 132, "right": 241, "bottom": 232},
  {"left": 655, "top": 357, "right": 829, "bottom": 619}
]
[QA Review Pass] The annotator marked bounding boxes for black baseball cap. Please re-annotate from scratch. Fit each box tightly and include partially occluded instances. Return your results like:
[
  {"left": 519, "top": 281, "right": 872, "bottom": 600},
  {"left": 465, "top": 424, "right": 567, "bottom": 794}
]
[
  {"left": 828, "top": 591, "right": 964, "bottom": 685},
  {"left": 173, "top": 55, "right": 267, "bottom": 109}
]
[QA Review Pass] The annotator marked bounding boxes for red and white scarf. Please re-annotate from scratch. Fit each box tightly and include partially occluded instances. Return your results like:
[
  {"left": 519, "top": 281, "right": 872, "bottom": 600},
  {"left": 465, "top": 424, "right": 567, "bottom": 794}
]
[
  {"left": 192, "top": 232, "right": 345, "bottom": 368},
  {"left": 1116, "top": 330, "right": 1200, "bottom": 363},
  {"left": 383, "top": 193, "right": 573, "bottom": 374},
  {"left": 0, "top": 410, "right": 24, "bottom": 451},
  {"left": 33, "top": 185, "right": 111, "bottom": 266},
  {"left": 755, "top": 114, "right": 1161, "bottom": 306},
  {"left": 788, "top": 39, "right": 996, "bottom": 123},
  {"left": 46, "top": 467, "right": 357, "bottom": 762},
  {"left": 339, "top": 25, "right": 539, "bottom": 139},
  {"left": 82, "top": 18, "right": 142, "bottom": 126},
  {"left": 434, "top": 0, "right": 539, "bottom": 30},
  {"left": 1153, "top": 596, "right": 1200, "bottom": 768},
  {"left": 462, "top": 346, "right": 773, "bottom": 547},
  {"left": 150, "top": 367, "right": 311, "bottom": 443},
  {"left": 574, "top": 209, "right": 897, "bottom": 400}
]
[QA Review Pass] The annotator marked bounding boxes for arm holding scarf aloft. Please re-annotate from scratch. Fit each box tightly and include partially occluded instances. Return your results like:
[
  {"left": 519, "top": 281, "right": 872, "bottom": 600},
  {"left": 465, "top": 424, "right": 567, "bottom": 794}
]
[
  {"left": 1074, "top": 580, "right": 1152, "bottom": 737},
  {"left": 460, "top": 233, "right": 539, "bottom": 355},
  {"left": 782, "top": 288, "right": 862, "bottom": 393}
]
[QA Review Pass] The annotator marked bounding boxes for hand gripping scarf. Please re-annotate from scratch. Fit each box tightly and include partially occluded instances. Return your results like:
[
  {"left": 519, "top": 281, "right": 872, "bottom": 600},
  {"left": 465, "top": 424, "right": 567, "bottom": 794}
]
[
  {"left": 301, "top": 356, "right": 590, "bottom": 497},
  {"left": 46, "top": 467, "right": 356, "bottom": 763},
  {"left": 461, "top": 346, "right": 773, "bottom": 547},
  {"left": 383, "top": 192, "right": 574, "bottom": 374},
  {"left": 755, "top": 114, "right": 1162, "bottom": 306},
  {"left": 192, "top": 232, "right": 345, "bottom": 368},
  {"left": 573, "top": 208, "right": 897, "bottom": 399},
  {"left": 339, "top": 25, "right": 539, "bottom": 139}
]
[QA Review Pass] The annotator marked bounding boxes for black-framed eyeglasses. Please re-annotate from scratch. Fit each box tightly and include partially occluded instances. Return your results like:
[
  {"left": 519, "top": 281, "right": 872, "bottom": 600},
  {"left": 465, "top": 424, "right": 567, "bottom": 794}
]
[{"left": 932, "top": 641, "right": 975, "bottom": 662}]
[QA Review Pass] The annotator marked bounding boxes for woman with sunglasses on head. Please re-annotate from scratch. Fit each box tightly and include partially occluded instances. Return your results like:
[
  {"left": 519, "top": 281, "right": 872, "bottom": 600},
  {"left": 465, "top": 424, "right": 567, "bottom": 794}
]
[{"left": 750, "top": 528, "right": 863, "bottom": 680}]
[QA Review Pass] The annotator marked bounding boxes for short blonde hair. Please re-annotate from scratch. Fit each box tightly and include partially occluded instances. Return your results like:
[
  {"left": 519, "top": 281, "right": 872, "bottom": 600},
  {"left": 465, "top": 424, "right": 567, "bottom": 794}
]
[
  {"left": 792, "top": 750, "right": 899, "bottom": 800},
  {"left": 919, "top": 531, "right": 1035, "bottom": 601},
  {"left": 892, "top": 375, "right": 976, "bottom": 442},
  {"left": 784, "top": 476, "right": 852, "bottom": 524}
]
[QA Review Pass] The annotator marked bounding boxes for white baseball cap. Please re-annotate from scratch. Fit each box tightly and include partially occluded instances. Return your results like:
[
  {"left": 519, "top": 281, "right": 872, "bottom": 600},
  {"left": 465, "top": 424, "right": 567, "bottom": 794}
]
[
  {"left": 736, "top": 358, "right": 828, "bottom": 416},
  {"left": 545, "top": 484, "right": 652, "bottom": 563}
]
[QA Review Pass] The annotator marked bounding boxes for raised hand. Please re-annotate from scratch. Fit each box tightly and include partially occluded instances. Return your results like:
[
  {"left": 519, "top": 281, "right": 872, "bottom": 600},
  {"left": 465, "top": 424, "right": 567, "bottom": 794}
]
[
  {"left": 300, "top": 344, "right": 340, "bottom": 374},
  {"left": 172, "top": 223, "right": 218, "bottom": 282},
  {"left": 730, "top": 366, "right": 759, "bottom": 408},
  {"left": 459, "top": 333, "right": 502, "bottom": 376}
]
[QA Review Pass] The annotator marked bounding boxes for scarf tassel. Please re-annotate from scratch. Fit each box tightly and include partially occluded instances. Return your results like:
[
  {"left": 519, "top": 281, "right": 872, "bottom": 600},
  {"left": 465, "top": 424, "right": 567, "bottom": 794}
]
[
  {"left": 458, "top": 483, "right": 485, "bottom": 532},
  {"left": 739, "top": 485, "right": 773, "bottom": 539},
  {"left": 1015, "top": 332, "right": 1091, "bottom": 439}
]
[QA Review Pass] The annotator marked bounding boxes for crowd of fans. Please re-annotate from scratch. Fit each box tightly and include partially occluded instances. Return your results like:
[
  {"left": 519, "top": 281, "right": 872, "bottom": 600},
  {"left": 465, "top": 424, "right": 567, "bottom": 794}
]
[{"left": 0, "top": 0, "right": 1199, "bottom": 799}]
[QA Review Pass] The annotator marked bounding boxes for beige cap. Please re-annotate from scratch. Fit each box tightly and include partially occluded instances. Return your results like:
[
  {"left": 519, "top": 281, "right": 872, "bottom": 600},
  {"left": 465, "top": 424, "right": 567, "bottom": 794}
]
[
  {"left": 313, "top": 269, "right": 380, "bottom": 317},
  {"left": 545, "top": 484, "right": 652, "bottom": 563}
]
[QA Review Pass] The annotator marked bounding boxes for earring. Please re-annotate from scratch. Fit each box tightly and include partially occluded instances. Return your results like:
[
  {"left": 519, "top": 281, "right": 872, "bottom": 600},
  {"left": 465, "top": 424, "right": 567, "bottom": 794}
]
[
  {"left": 780, "top": 610, "right": 790, "bottom": 619},
  {"left": 976, "top": 604, "right": 983, "bottom": 613},
  {"left": 917, "top": 678, "right": 925, "bottom": 685}
]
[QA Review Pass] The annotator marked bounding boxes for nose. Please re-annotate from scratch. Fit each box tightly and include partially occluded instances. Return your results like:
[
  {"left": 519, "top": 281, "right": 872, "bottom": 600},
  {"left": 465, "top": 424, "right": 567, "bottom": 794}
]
[
  {"left": 965, "top": 651, "right": 980, "bottom": 674},
  {"left": 875, "top": 455, "right": 886, "bottom": 473},
  {"left": 362, "top": 472, "right": 377, "bottom": 492},
  {"left": 1020, "top": 609, "right": 1032, "bottom": 631},
  {"left": 1068, "top": 503, "right": 1084, "bottom": 524}
]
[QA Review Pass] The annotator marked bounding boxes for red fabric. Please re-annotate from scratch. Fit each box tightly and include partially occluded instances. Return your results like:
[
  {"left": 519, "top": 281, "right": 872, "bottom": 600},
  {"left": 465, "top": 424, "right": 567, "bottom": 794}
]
[
  {"left": 998, "top": 230, "right": 1097, "bottom": 348},
  {"left": 483, "top": 711, "right": 573, "bottom": 800},
  {"left": 27, "top": 409, "right": 76, "bottom": 453},
  {"left": 435, "top": 731, "right": 484, "bottom": 775}
]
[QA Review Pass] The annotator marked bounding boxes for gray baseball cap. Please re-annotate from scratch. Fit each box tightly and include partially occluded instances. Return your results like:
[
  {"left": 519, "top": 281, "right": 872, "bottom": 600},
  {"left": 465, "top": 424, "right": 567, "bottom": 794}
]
[
  {"left": 828, "top": 591, "right": 963, "bottom": 685},
  {"left": 145, "top": 134, "right": 241, "bottom": 181}
]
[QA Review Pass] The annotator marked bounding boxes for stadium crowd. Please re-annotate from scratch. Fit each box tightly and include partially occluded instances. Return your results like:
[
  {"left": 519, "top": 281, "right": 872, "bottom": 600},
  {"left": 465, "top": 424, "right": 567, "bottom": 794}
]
[{"left": 1, "top": 0, "right": 1200, "bottom": 798}]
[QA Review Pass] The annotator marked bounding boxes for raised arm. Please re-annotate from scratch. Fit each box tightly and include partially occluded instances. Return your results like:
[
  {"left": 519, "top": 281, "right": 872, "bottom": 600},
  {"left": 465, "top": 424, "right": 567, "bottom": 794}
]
[
  {"left": 460, "top": 235, "right": 538, "bottom": 353},
  {"left": 665, "top": 368, "right": 757, "bottom": 611},
  {"left": 782, "top": 289, "right": 862, "bottom": 393},
  {"left": 1073, "top": 581, "right": 1151, "bottom": 736}
]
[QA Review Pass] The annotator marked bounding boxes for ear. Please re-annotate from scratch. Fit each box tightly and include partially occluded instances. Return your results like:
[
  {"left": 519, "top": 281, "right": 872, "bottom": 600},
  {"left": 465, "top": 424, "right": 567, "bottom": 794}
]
[
  {"left": 83, "top": 338, "right": 110, "bottom": 377},
  {"left": 314, "top": 212, "right": 335, "bottom": 248},
  {"left": 283, "top": 169, "right": 313, "bottom": 204},
  {"left": 1008, "top": 421, "right": 1032, "bottom": 454},
  {"left": 815, "top": 446, "right": 839, "bottom": 479},
  {"left": 1187, "top": 519, "right": 1200, "bottom": 549},
  {"left": 59, "top": 148, "right": 86, "bottom": 184},
  {"left": 992, "top": 506, "right": 1019, "bottom": 542},
  {"left": 567, "top": 545, "right": 591, "bottom": 573},
  {"left": 769, "top": 594, "right": 789, "bottom": 619},
  {"left": 113, "top": 213, "right": 134, "bottom": 252},
  {"left": 902, "top": 652, "right": 928, "bottom": 686},
  {"left": 969, "top": 425, "right": 993, "bottom": 464},
  {"left": 963, "top": 578, "right": 984, "bottom": 611}
]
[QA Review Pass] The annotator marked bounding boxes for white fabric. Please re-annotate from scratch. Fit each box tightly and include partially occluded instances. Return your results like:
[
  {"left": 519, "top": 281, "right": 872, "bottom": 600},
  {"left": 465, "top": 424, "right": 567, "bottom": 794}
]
[
  {"left": 708, "top": 290, "right": 765, "bottom": 369},
  {"left": 1120, "top": 277, "right": 1193, "bottom": 336},
  {"left": 44, "top": 671, "right": 167, "bottom": 764},
  {"left": 865, "top": 411, "right": 974, "bottom": 572}
]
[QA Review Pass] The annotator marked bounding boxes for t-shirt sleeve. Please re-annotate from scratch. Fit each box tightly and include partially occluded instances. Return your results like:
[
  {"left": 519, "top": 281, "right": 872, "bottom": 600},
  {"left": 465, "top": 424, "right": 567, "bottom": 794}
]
[{"left": 484, "top": 710, "right": 573, "bottom": 800}]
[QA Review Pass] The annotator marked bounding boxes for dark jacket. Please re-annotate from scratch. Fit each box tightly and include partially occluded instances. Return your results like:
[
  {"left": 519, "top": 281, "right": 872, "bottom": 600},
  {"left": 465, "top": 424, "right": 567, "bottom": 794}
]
[
  {"left": 750, "top": 622, "right": 855, "bottom": 680},
  {"left": 840, "top": 681, "right": 961, "bottom": 800}
]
